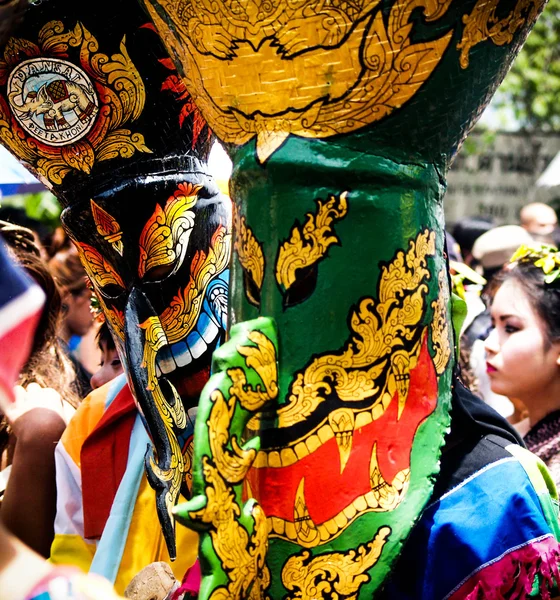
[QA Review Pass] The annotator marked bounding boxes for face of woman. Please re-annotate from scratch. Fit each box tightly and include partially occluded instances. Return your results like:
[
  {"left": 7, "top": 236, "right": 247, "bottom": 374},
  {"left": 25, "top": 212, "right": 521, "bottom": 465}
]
[
  {"left": 65, "top": 287, "right": 94, "bottom": 338},
  {"left": 90, "top": 341, "right": 123, "bottom": 390},
  {"left": 485, "top": 279, "right": 560, "bottom": 403}
]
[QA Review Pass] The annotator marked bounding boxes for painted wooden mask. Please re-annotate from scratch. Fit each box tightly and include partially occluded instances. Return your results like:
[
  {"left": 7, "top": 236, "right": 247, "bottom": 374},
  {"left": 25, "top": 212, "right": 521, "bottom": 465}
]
[
  {"left": 142, "top": 0, "right": 547, "bottom": 596},
  {"left": 0, "top": 0, "right": 230, "bottom": 558}
]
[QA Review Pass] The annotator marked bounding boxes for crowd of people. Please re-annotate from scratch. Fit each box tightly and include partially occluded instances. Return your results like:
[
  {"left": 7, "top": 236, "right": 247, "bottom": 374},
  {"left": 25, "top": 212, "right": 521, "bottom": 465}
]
[
  {"left": 0, "top": 212, "right": 124, "bottom": 561},
  {"left": 450, "top": 202, "right": 560, "bottom": 487}
]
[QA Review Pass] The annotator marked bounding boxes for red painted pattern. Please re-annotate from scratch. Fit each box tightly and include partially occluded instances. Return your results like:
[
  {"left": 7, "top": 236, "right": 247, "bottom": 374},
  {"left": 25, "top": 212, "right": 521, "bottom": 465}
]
[{"left": 247, "top": 334, "right": 438, "bottom": 525}]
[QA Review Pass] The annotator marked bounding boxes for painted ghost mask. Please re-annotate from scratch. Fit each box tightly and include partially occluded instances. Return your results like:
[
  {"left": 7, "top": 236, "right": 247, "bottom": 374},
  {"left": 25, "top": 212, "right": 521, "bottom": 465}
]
[
  {"left": 61, "top": 176, "right": 231, "bottom": 554},
  {"left": 0, "top": 0, "right": 230, "bottom": 558}
]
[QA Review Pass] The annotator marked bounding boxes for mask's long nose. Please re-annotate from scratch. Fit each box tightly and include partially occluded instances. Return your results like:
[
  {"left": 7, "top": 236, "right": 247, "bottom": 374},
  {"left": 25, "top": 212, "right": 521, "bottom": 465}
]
[{"left": 125, "top": 286, "right": 179, "bottom": 560}]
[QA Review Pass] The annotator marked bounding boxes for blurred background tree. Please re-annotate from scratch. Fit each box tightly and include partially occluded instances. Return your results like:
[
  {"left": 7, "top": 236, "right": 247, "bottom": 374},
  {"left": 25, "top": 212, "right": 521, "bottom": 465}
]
[{"left": 491, "top": 0, "right": 560, "bottom": 131}]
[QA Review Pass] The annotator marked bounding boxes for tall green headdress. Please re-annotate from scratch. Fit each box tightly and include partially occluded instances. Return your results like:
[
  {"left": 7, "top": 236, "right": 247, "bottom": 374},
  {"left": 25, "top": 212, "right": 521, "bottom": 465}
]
[{"left": 141, "top": 0, "right": 548, "bottom": 597}]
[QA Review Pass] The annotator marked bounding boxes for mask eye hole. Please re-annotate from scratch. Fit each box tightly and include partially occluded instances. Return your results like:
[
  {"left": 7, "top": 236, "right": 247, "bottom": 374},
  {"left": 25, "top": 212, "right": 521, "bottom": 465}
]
[
  {"left": 100, "top": 283, "right": 126, "bottom": 299},
  {"left": 244, "top": 271, "right": 261, "bottom": 308},
  {"left": 142, "top": 262, "right": 176, "bottom": 283},
  {"left": 282, "top": 264, "right": 318, "bottom": 308}
]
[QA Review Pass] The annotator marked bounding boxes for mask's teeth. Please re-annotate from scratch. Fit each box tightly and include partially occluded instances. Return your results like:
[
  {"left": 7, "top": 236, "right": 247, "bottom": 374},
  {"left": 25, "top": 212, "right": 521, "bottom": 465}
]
[
  {"left": 197, "top": 310, "right": 220, "bottom": 344},
  {"left": 154, "top": 312, "right": 222, "bottom": 377},
  {"left": 328, "top": 408, "right": 355, "bottom": 474},
  {"left": 155, "top": 345, "right": 177, "bottom": 375},
  {"left": 294, "top": 478, "right": 319, "bottom": 545},
  {"left": 172, "top": 342, "right": 193, "bottom": 368},
  {"left": 186, "top": 330, "right": 207, "bottom": 359}
]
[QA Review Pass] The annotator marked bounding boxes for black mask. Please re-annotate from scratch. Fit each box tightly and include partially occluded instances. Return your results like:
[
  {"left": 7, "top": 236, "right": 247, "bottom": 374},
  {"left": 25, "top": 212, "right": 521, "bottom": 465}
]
[{"left": 0, "top": 0, "right": 229, "bottom": 558}]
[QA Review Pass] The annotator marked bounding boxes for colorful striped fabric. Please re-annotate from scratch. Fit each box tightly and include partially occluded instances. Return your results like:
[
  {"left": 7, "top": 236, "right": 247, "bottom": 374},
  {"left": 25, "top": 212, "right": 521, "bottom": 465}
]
[
  {"left": 382, "top": 436, "right": 560, "bottom": 599},
  {"left": 50, "top": 375, "right": 198, "bottom": 595}
]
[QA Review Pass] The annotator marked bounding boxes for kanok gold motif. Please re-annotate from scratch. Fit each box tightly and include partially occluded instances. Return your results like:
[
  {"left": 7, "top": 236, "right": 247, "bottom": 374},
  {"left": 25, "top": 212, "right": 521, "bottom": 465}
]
[
  {"left": 186, "top": 330, "right": 275, "bottom": 599},
  {"left": 273, "top": 464, "right": 407, "bottom": 549},
  {"left": 431, "top": 269, "right": 452, "bottom": 375},
  {"left": 234, "top": 208, "right": 265, "bottom": 307},
  {"left": 139, "top": 226, "right": 231, "bottom": 524},
  {"left": 276, "top": 192, "right": 348, "bottom": 292},
  {"left": 239, "top": 231, "right": 442, "bottom": 547},
  {"left": 0, "top": 21, "right": 150, "bottom": 185},
  {"left": 140, "top": 315, "right": 188, "bottom": 527},
  {"left": 75, "top": 241, "right": 126, "bottom": 291},
  {"left": 281, "top": 526, "right": 391, "bottom": 600},
  {"left": 233, "top": 321, "right": 412, "bottom": 548},
  {"left": 144, "top": 0, "right": 454, "bottom": 162},
  {"left": 277, "top": 230, "right": 437, "bottom": 429},
  {"left": 100, "top": 300, "right": 125, "bottom": 342},
  {"left": 75, "top": 242, "right": 126, "bottom": 339},
  {"left": 91, "top": 200, "right": 124, "bottom": 255},
  {"left": 458, "top": 0, "right": 545, "bottom": 68},
  {"left": 183, "top": 439, "right": 194, "bottom": 495},
  {"left": 138, "top": 182, "right": 201, "bottom": 279},
  {"left": 155, "top": 225, "right": 231, "bottom": 344}
]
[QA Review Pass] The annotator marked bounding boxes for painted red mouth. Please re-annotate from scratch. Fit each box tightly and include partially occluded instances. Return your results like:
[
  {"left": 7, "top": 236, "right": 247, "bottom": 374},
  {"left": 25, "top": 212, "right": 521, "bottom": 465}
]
[
  {"left": 486, "top": 363, "right": 497, "bottom": 374},
  {"left": 246, "top": 335, "right": 438, "bottom": 526}
]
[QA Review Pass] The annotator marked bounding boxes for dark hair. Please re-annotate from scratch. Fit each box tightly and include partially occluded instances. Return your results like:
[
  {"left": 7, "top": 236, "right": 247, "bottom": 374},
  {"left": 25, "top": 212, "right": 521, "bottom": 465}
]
[
  {"left": 0, "top": 221, "right": 80, "bottom": 407},
  {"left": 48, "top": 247, "right": 88, "bottom": 294},
  {"left": 452, "top": 217, "right": 494, "bottom": 257},
  {"left": 490, "top": 261, "right": 560, "bottom": 346},
  {"left": 96, "top": 321, "right": 116, "bottom": 352}
]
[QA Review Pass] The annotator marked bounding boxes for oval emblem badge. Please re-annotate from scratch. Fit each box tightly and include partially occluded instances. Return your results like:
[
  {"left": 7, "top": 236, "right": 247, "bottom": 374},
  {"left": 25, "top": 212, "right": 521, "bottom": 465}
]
[{"left": 7, "top": 58, "right": 99, "bottom": 147}]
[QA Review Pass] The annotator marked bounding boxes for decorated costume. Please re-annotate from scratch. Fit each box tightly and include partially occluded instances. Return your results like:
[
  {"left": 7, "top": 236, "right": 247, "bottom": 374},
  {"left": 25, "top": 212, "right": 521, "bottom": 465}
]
[
  {"left": 51, "top": 375, "right": 200, "bottom": 594},
  {"left": 139, "top": 0, "right": 560, "bottom": 598},
  {"left": 381, "top": 380, "right": 560, "bottom": 599},
  {"left": 0, "top": 0, "right": 229, "bottom": 589},
  {"left": 525, "top": 411, "right": 560, "bottom": 488}
]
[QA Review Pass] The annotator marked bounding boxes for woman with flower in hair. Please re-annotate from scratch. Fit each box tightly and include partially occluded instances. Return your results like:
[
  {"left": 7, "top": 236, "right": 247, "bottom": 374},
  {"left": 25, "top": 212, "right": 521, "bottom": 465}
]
[{"left": 485, "top": 245, "right": 560, "bottom": 486}]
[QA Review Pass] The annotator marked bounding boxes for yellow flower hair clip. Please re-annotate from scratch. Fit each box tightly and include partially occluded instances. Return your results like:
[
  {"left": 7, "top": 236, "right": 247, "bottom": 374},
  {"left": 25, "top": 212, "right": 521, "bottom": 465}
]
[
  {"left": 449, "top": 260, "right": 486, "bottom": 300},
  {"left": 510, "top": 243, "right": 560, "bottom": 284}
]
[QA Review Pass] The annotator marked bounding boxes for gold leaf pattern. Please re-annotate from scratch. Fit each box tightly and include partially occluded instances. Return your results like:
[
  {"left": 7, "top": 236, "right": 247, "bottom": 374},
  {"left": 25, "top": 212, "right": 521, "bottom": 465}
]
[
  {"left": 157, "top": 224, "right": 231, "bottom": 343},
  {"left": 457, "top": 0, "right": 545, "bottom": 68},
  {"left": 431, "top": 268, "right": 452, "bottom": 375},
  {"left": 90, "top": 200, "right": 124, "bottom": 255},
  {"left": 185, "top": 330, "right": 276, "bottom": 599},
  {"left": 228, "top": 331, "right": 279, "bottom": 412},
  {"left": 136, "top": 225, "right": 231, "bottom": 522},
  {"left": 98, "top": 295, "right": 125, "bottom": 341},
  {"left": 140, "top": 313, "right": 189, "bottom": 531},
  {"left": 145, "top": 0, "right": 453, "bottom": 161},
  {"left": 75, "top": 241, "right": 126, "bottom": 290},
  {"left": 0, "top": 21, "right": 150, "bottom": 184},
  {"left": 281, "top": 526, "right": 391, "bottom": 600},
  {"left": 189, "top": 458, "right": 271, "bottom": 600},
  {"left": 278, "top": 230, "right": 436, "bottom": 428},
  {"left": 234, "top": 208, "right": 265, "bottom": 306},
  {"left": 138, "top": 182, "right": 201, "bottom": 279},
  {"left": 276, "top": 192, "right": 348, "bottom": 291}
]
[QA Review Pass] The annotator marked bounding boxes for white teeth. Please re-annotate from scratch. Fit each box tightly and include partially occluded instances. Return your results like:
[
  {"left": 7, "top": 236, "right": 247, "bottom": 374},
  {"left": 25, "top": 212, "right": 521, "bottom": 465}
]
[
  {"left": 200, "top": 320, "right": 219, "bottom": 344},
  {"left": 188, "top": 333, "right": 207, "bottom": 359},
  {"left": 159, "top": 356, "right": 176, "bottom": 375},
  {"left": 172, "top": 342, "right": 193, "bottom": 368},
  {"left": 153, "top": 317, "right": 220, "bottom": 377}
]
